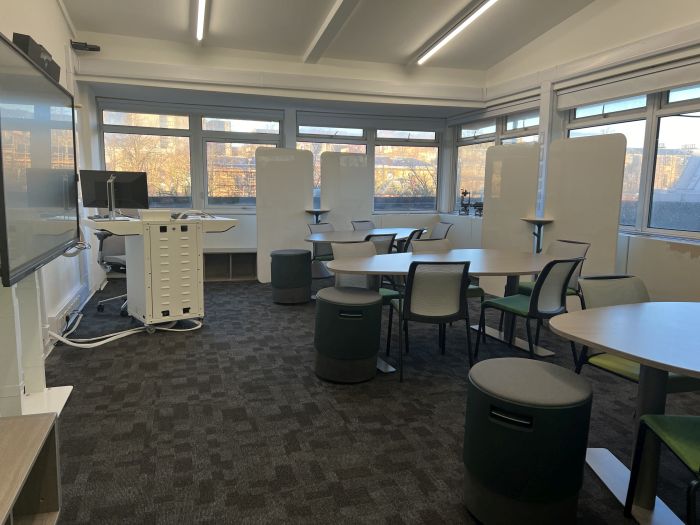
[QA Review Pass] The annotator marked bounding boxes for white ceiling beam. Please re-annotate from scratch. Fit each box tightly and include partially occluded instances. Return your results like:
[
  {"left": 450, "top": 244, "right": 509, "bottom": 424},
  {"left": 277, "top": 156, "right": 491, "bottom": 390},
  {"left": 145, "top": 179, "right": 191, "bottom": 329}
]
[{"left": 303, "top": 0, "right": 360, "bottom": 64}]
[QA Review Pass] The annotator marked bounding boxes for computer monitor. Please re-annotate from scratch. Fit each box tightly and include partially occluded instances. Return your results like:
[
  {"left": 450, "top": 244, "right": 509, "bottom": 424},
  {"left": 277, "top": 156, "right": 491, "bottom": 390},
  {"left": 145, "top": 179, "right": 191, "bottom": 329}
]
[{"left": 80, "top": 170, "right": 149, "bottom": 210}]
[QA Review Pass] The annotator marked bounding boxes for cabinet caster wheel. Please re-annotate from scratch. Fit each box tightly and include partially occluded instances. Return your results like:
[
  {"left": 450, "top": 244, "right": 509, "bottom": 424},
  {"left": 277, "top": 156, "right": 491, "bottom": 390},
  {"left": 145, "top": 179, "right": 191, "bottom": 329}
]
[
  {"left": 146, "top": 326, "right": 156, "bottom": 334},
  {"left": 120, "top": 310, "right": 128, "bottom": 317},
  {"left": 97, "top": 304, "right": 105, "bottom": 312}
]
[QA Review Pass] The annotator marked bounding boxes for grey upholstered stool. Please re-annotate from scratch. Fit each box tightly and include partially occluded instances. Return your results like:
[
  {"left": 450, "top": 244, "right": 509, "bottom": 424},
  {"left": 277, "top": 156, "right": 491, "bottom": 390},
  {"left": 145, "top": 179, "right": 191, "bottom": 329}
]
[
  {"left": 270, "top": 249, "right": 312, "bottom": 304},
  {"left": 463, "top": 357, "right": 592, "bottom": 525},
  {"left": 314, "top": 287, "right": 382, "bottom": 383}
]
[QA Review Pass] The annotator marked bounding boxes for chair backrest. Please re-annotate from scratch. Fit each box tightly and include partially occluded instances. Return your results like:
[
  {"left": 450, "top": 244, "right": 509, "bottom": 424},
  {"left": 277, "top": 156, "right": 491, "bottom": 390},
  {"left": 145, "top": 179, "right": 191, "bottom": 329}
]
[
  {"left": 428, "top": 221, "right": 453, "bottom": 240},
  {"left": 330, "top": 241, "right": 378, "bottom": 289},
  {"left": 545, "top": 239, "right": 590, "bottom": 290},
  {"left": 410, "top": 238, "right": 451, "bottom": 254},
  {"left": 578, "top": 275, "right": 649, "bottom": 309},
  {"left": 404, "top": 261, "right": 471, "bottom": 322},
  {"left": 365, "top": 233, "right": 396, "bottom": 255},
  {"left": 401, "top": 228, "right": 423, "bottom": 252},
  {"left": 351, "top": 220, "right": 375, "bottom": 231},
  {"left": 529, "top": 257, "right": 584, "bottom": 317},
  {"left": 308, "top": 222, "right": 334, "bottom": 258}
]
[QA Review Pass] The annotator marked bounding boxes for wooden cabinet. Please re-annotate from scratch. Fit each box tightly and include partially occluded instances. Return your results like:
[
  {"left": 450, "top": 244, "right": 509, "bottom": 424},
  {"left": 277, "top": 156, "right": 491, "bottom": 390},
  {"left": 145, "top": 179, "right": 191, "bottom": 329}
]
[{"left": 0, "top": 414, "right": 61, "bottom": 525}]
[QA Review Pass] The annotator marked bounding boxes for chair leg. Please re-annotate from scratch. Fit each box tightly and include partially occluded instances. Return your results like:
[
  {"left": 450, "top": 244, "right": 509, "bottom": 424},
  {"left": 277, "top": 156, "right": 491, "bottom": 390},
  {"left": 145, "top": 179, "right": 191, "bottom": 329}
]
[
  {"left": 688, "top": 478, "right": 698, "bottom": 525},
  {"left": 578, "top": 292, "right": 586, "bottom": 310},
  {"left": 625, "top": 421, "right": 649, "bottom": 518},
  {"left": 508, "top": 315, "right": 516, "bottom": 348},
  {"left": 465, "top": 317, "right": 473, "bottom": 367},
  {"left": 498, "top": 311, "right": 504, "bottom": 334},
  {"left": 404, "top": 320, "right": 409, "bottom": 355},
  {"left": 474, "top": 307, "right": 486, "bottom": 361},
  {"left": 525, "top": 318, "right": 535, "bottom": 358},
  {"left": 569, "top": 341, "right": 579, "bottom": 368},
  {"left": 386, "top": 304, "right": 393, "bottom": 356},
  {"left": 535, "top": 319, "right": 542, "bottom": 346}
]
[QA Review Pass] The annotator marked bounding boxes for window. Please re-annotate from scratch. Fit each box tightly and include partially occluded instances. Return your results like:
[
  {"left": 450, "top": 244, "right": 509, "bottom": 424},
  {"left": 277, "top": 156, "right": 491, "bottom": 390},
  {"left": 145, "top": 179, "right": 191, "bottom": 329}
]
[
  {"left": 506, "top": 110, "right": 539, "bottom": 131},
  {"left": 374, "top": 144, "right": 438, "bottom": 212},
  {"left": 103, "top": 110, "right": 189, "bottom": 129},
  {"left": 569, "top": 121, "right": 646, "bottom": 226},
  {"left": 668, "top": 84, "right": 700, "bottom": 104},
  {"left": 376, "top": 129, "right": 435, "bottom": 140},
  {"left": 461, "top": 121, "right": 496, "bottom": 140},
  {"left": 574, "top": 95, "right": 647, "bottom": 119},
  {"left": 205, "top": 142, "right": 275, "bottom": 206},
  {"left": 457, "top": 142, "right": 494, "bottom": 202},
  {"left": 501, "top": 135, "right": 538, "bottom": 145},
  {"left": 202, "top": 117, "right": 279, "bottom": 134},
  {"left": 649, "top": 112, "right": 700, "bottom": 232},
  {"left": 298, "top": 125, "right": 363, "bottom": 138},
  {"left": 104, "top": 133, "right": 192, "bottom": 207},
  {"left": 296, "top": 142, "right": 367, "bottom": 207}
]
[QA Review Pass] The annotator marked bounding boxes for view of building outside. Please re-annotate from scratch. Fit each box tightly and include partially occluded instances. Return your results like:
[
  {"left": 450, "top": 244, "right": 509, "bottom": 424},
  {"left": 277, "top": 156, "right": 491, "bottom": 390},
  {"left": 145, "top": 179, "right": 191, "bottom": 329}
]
[
  {"left": 456, "top": 141, "right": 494, "bottom": 208},
  {"left": 296, "top": 141, "right": 366, "bottom": 207},
  {"left": 103, "top": 132, "right": 192, "bottom": 207},
  {"left": 51, "top": 129, "right": 74, "bottom": 169},
  {"left": 1, "top": 130, "right": 30, "bottom": 188},
  {"left": 206, "top": 142, "right": 274, "bottom": 206},
  {"left": 374, "top": 145, "right": 438, "bottom": 211},
  {"left": 650, "top": 112, "right": 700, "bottom": 232}
]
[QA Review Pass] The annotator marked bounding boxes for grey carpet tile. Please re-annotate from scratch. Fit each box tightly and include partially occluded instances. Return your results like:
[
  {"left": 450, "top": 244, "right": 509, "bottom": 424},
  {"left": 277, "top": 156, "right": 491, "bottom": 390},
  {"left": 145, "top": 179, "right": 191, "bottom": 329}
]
[{"left": 45, "top": 279, "right": 699, "bottom": 524}]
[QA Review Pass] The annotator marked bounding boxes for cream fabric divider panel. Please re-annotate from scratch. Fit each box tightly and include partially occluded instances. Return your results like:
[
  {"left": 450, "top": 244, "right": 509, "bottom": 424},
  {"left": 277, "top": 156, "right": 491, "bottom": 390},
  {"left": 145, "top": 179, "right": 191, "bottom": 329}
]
[
  {"left": 544, "top": 135, "right": 626, "bottom": 275},
  {"left": 480, "top": 143, "right": 540, "bottom": 296},
  {"left": 320, "top": 152, "right": 372, "bottom": 230},
  {"left": 256, "top": 148, "right": 313, "bottom": 283}
]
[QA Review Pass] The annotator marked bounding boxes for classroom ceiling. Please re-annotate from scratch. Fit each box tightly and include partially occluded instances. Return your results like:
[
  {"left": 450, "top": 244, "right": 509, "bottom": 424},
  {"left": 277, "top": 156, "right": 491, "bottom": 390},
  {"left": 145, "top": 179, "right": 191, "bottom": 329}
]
[{"left": 63, "top": 0, "right": 595, "bottom": 69}]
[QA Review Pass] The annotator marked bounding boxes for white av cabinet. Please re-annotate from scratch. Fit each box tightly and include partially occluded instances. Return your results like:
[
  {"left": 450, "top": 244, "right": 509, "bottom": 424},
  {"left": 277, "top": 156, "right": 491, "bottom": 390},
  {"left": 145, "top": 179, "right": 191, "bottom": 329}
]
[{"left": 84, "top": 216, "right": 237, "bottom": 327}]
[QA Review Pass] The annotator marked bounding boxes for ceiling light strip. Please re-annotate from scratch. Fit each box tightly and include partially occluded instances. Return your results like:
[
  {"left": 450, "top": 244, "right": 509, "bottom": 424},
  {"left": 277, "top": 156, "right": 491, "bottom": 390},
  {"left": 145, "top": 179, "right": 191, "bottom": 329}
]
[
  {"left": 417, "top": 0, "right": 499, "bottom": 66},
  {"left": 196, "top": 0, "right": 207, "bottom": 41}
]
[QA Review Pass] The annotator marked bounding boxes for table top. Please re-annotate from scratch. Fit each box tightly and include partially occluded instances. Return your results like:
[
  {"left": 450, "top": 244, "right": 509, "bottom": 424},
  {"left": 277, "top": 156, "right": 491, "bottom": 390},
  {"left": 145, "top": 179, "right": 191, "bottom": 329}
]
[
  {"left": 326, "top": 248, "right": 554, "bottom": 277},
  {"left": 550, "top": 302, "right": 700, "bottom": 378},
  {"left": 520, "top": 217, "right": 554, "bottom": 225},
  {"left": 0, "top": 413, "right": 56, "bottom": 522},
  {"left": 306, "top": 227, "right": 421, "bottom": 243},
  {"left": 305, "top": 208, "right": 330, "bottom": 213}
]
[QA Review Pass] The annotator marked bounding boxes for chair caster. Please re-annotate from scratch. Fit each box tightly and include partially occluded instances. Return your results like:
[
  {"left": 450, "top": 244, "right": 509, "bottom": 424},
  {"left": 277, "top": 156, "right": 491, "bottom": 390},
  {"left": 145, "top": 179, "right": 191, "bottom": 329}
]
[{"left": 97, "top": 304, "right": 105, "bottom": 312}]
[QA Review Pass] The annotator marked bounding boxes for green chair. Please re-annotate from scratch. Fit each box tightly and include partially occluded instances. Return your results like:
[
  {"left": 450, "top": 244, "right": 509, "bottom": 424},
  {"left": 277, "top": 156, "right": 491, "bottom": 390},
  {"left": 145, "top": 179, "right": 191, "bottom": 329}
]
[
  {"left": 474, "top": 257, "right": 583, "bottom": 360},
  {"left": 625, "top": 415, "right": 700, "bottom": 524},
  {"left": 517, "top": 239, "right": 590, "bottom": 308},
  {"left": 575, "top": 275, "right": 700, "bottom": 393}
]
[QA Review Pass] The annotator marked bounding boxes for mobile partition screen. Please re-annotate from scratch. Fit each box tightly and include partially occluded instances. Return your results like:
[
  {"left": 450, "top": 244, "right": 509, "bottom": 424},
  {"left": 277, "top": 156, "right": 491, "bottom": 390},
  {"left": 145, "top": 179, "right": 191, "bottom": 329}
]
[
  {"left": 80, "top": 170, "right": 149, "bottom": 210},
  {"left": 0, "top": 32, "right": 79, "bottom": 287}
]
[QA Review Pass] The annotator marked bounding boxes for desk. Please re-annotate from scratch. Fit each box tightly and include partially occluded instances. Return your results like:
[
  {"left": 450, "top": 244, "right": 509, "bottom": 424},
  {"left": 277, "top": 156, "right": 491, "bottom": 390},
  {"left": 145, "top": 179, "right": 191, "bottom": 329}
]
[
  {"left": 305, "top": 228, "right": 420, "bottom": 244},
  {"left": 550, "top": 302, "right": 700, "bottom": 525},
  {"left": 328, "top": 249, "right": 555, "bottom": 358}
]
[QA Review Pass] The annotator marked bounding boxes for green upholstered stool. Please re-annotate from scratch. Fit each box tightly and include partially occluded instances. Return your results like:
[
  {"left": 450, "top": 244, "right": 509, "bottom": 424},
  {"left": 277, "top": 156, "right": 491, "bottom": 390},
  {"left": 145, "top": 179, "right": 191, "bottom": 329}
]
[
  {"left": 463, "top": 358, "right": 593, "bottom": 525},
  {"left": 314, "top": 287, "right": 382, "bottom": 383},
  {"left": 270, "top": 249, "right": 312, "bottom": 304}
]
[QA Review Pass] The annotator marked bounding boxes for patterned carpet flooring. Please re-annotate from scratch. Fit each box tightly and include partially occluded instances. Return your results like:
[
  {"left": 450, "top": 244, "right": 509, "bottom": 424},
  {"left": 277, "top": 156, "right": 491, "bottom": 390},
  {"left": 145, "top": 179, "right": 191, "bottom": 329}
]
[{"left": 45, "top": 279, "right": 700, "bottom": 524}]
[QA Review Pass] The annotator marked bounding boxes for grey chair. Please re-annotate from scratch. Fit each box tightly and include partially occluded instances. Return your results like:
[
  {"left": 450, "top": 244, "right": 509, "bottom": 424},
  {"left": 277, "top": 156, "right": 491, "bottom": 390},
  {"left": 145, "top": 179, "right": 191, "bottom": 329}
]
[
  {"left": 428, "top": 221, "right": 453, "bottom": 240},
  {"left": 308, "top": 222, "right": 334, "bottom": 279},
  {"left": 388, "top": 261, "right": 474, "bottom": 380},
  {"left": 351, "top": 220, "right": 375, "bottom": 231},
  {"left": 518, "top": 239, "right": 590, "bottom": 307},
  {"left": 330, "top": 241, "right": 378, "bottom": 290},
  {"left": 364, "top": 233, "right": 396, "bottom": 255},
  {"left": 410, "top": 238, "right": 451, "bottom": 253},
  {"left": 574, "top": 275, "right": 700, "bottom": 392},
  {"left": 474, "top": 257, "right": 584, "bottom": 360},
  {"left": 397, "top": 228, "right": 423, "bottom": 253},
  {"left": 95, "top": 231, "right": 128, "bottom": 316}
]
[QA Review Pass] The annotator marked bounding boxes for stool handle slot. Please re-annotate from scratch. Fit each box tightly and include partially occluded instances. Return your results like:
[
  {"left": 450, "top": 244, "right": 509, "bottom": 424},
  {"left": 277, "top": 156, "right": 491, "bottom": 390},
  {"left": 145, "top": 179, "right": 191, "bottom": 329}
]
[
  {"left": 489, "top": 407, "right": 533, "bottom": 429},
  {"left": 338, "top": 311, "right": 363, "bottom": 319}
]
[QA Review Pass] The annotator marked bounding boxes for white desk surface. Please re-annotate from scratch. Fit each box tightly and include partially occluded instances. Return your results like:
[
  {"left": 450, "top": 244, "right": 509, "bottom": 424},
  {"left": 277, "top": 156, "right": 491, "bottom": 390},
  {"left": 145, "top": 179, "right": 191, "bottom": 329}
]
[
  {"left": 83, "top": 216, "right": 238, "bottom": 236},
  {"left": 326, "top": 249, "right": 554, "bottom": 277},
  {"left": 305, "top": 228, "right": 421, "bottom": 243},
  {"left": 550, "top": 302, "right": 700, "bottom": 378}
]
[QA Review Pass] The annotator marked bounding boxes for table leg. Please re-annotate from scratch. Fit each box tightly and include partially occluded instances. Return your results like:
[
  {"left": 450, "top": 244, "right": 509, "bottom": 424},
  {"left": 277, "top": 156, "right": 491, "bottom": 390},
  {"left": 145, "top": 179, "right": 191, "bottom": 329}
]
[
  {"left": 633, "top": 366, "right": 669, "bottom": 509},
  {"left": 398, "top": 298, "right": 403, "bottom": 382},
  {"left": 502, "top": 275, "right": 519, "bottom": 343}
]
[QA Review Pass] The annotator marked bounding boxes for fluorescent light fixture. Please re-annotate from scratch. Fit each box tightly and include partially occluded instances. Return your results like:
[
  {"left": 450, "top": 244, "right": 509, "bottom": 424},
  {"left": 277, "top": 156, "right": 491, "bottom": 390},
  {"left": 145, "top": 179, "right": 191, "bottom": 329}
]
[
  {"left": 417, "top": 0, "right": 498, "bottom": 65},
  {"left": 196, "top": 0, "right": 207, "bottom": 41}
]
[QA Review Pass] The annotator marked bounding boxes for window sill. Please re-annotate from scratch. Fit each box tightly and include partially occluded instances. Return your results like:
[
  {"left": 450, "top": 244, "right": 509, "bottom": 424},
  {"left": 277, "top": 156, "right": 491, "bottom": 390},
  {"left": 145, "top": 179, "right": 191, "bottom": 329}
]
[
  {"left": 619, "top": 229, "right": 700, "bottom": 246},
  {"left": 372, "top": 210, "right": 440, "bottom": 215}
]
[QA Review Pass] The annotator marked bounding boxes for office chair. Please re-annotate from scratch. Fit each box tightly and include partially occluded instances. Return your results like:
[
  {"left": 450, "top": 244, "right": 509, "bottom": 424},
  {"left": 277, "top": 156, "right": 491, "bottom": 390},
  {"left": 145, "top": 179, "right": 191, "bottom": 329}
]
[{"left": 94, "top": 231, "right": 128, "bottom": 316}]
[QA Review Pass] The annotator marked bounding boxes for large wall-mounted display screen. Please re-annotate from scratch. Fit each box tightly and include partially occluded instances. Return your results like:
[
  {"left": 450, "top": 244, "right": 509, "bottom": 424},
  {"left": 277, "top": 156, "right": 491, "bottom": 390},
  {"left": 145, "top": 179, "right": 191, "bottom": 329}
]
[{"left": 0, "top": 32, "right": 79, "bottom": 286}]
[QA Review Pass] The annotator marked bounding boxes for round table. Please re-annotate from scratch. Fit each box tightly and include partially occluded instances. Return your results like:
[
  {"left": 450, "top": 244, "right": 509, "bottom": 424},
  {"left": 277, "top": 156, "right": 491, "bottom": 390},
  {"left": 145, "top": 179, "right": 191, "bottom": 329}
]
[
  {"left": 550, "top": 302, "right": 700, "bottom": 523},
  {"left": 305, "top": 227, "right": 421, "bottom": 243},
  {"left": 328, "top": 249, "right": 556, "bottom": 363}
]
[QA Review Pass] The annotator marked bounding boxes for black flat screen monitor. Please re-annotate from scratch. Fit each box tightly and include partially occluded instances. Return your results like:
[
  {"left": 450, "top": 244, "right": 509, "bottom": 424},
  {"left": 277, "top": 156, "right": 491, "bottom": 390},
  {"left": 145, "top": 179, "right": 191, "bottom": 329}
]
[
  {"left": 0, "top": 32, "right": 79, "bottom": 287},
  {"left": 80, "top": 170, "right": 149, "bottom": 210}
]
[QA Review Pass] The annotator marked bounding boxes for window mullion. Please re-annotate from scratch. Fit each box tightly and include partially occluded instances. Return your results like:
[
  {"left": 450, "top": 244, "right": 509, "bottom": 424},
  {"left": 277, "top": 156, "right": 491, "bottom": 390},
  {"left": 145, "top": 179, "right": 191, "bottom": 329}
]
[{"left": 637, "top": 94, "right": 660, "bottom": 232}]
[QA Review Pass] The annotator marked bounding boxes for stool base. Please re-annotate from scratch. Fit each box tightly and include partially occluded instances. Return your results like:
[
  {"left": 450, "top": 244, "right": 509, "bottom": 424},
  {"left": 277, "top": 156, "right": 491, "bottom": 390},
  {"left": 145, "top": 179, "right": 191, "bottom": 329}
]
[{"left": 315, "top": 353, "right": 376, "bottom": 383}]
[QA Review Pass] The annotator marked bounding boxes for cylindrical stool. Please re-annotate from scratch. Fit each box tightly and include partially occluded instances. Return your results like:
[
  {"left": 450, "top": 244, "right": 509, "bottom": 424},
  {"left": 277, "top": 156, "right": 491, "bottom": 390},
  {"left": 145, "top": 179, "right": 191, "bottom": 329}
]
[
  {"left": 270, "top": 249, "right": 312, "bottom": 304},
  {"left": 463, "top": 357, "right": 592, "bottom": 525},
  {"left": 314, "top": 287, "right": 382, "bottom": 383}
]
